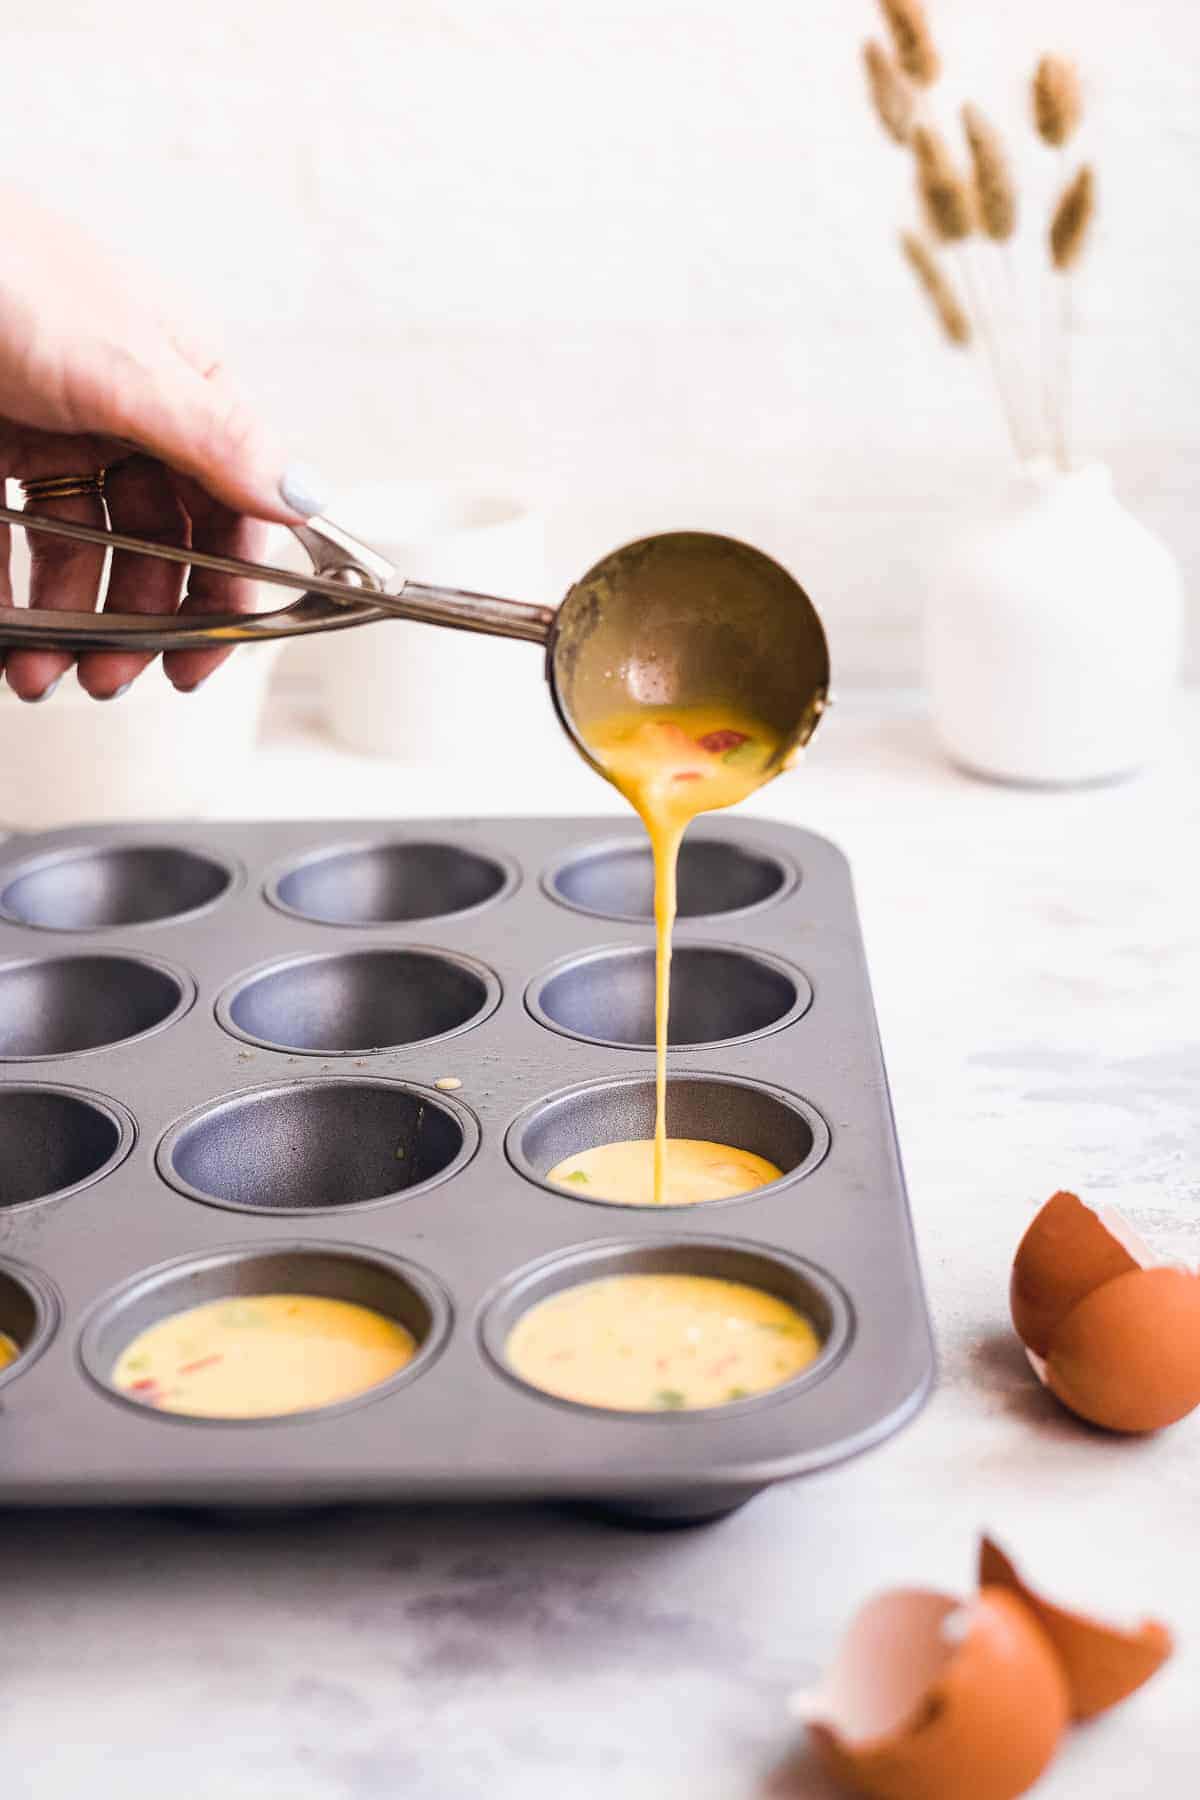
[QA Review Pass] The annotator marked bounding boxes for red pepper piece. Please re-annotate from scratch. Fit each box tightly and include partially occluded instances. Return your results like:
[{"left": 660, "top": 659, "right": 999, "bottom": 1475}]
[
  {"left": 177, "top": 1354, "right": 224, "bottom": 1375},
  {"left": 697, "top": 729, "right": 749, "bottom": 754},
  {"left": 672, "top": 770, "right": 703, "bottom": 782},
  {"left": 129, "top": 1378, "right": 159, "bottom": 1393}
]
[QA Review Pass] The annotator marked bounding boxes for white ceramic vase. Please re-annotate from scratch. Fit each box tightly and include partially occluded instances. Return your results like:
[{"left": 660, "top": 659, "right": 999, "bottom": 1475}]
[{"left": 923, "top": 463, "right": 1184, "bottom": 787}]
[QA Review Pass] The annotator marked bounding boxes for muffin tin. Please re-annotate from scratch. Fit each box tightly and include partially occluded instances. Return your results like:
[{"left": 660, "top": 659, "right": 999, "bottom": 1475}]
[{"left": 0, "top": 817, "right": 933, "bottom": 1523}]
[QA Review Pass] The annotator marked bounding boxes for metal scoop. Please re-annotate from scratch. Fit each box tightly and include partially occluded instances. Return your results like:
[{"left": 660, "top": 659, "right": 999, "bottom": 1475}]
[{"left": 0, "top": 505, "right": 830, "bottom": 767}]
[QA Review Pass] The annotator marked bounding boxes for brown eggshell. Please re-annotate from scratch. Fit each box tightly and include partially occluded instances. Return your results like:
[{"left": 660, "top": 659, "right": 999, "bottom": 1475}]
[
  {"left": 1039, "top": 1264, "right": 1200, "bottom": 1432},
  {"left": 794, "top": 1586, "right": 1069, "bottom": 1800},
  {"left": 979, "top": 1537, "right": 1173, "bottom": 1720},
  {"left": 1010, "top": 1190, "right": 1146, "bottom": 1355}
]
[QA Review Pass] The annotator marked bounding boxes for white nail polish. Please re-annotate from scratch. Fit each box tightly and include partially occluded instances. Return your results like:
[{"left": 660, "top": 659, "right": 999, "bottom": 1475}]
[{"left": 279, "top": 465, "right": 332, "bottom": 519}]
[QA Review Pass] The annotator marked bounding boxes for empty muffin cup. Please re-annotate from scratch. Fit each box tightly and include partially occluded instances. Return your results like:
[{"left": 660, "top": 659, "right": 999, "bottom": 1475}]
[
  {"left": 483, "top": 1236, "right": 850, "bottom": 1416},
  {"left": 268, "top": 839, "right": 514, "bottom": 926},
  {"left": 527, "top": 943, "right": 811, "bottom": 1049},
  {"left": 0, "top": 1084, "right": 134, "bottom": 1211},
  {"left": 507, "top": 1073, "right": 829, "bottom": 1206},
  {"left": 0, "top": 1262, "right": 59, "bottom": 1390},
  {"left": 80, "top": 1244, "right": 449, "bottom": 1423},
  {"left": 158, "top": 1077, "right": 478, "bottom": 1215},
  {"left": 217, "top": 947, "right": 500, "bottom": 1056},
  {"left": 0, "top": 953, "right": 193, "bottom": 1059},
  {"left": 545, "top": 836, "right": 795, "bottom": 922},
  {"left": 0, "top": 843, "right": 234, "bottom": 930}
]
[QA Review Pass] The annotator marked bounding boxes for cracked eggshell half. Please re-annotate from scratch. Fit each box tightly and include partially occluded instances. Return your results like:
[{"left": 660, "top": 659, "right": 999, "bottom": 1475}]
[
  {"left": 1011, "top": 1192, "right": 1200, "bottom": 1433},
  {"left": 791, "top": 1586, "right": 1069, "bottom": 1800},
  {"left": 1035, "top": 1265, "right": 1200, "bottom": 1433},
  {"left": 1010, "top": 1190, "right": 1146, "bottom": 1356},
  {"left": 979, "top": 1537, "right": 1173, "bottom": 1721}
]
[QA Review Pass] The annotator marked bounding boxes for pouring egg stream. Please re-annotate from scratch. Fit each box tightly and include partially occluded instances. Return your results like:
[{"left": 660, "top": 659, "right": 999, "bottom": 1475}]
[{"left": 564, "top": 704, "right": 789, "bottom": 1207}]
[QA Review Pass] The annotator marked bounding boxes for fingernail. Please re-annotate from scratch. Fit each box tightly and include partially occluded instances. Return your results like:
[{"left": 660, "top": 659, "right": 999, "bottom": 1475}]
[
  {"left": 99, "top": 682, "right": 133, "bottom": 703},
  {"left": 279, "top": 464, "right": 332, "bottom": 519},
  {"left": 28, "top": 676, "right": 63, "bottom": 704}
]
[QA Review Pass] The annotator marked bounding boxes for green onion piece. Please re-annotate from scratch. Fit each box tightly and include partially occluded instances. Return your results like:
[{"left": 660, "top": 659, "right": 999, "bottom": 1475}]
[
  {"left": 722, "top": 739, "right": 760, "bottom": 768},
  {"left": 565, "top": 1169, "right": 590, "bottom": 1185},
  {"left": 653, "top": 1388, "right": 687, "bottom": 1409}
]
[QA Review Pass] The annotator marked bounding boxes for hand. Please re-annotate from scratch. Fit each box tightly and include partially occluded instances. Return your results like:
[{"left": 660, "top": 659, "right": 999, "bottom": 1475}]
[{"left": 0, "top": 188, "right": 329, "bottom": 700}]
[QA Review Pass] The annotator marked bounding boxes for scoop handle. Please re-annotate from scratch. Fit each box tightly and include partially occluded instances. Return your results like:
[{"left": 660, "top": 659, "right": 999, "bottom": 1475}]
[
  {"left": 370, "top": 580, "right": 552, "bottom": 644},
  {"left": 0, "top": 504, "right": 553, "bottom": 649}
]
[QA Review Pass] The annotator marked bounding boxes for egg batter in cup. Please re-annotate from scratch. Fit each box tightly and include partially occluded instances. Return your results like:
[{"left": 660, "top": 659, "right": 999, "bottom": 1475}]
[
  {"left": 506, "top": 1270, "right": 821, "bottom": 1412},
  {"left": 547, "top": 1137, "right": 783, "bottom": 1207},
  {"left": 112, "top": 1294, "right": 418, "bottom": 1420}
]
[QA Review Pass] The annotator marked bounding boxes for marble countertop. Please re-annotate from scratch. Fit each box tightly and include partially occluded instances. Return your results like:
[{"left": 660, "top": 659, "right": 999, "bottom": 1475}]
[{"left": 5, "top": 692, "right": 1199, "bottom": 1798}]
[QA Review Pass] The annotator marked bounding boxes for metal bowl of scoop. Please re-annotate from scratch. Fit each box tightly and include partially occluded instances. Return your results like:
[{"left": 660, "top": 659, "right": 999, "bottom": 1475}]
[{"left": 547, "top": 532, "right": 830, "bottom": 776}]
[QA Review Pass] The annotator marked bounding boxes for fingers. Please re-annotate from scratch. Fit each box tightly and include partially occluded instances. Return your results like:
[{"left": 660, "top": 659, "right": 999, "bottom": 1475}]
[
  {"left": 162, "top": 476, "right": 268, "bottom": 692},
  {"left": 95, "top": 340, "right": 325, "bottom": 526},
  {"left": 5, "top": 485, "right": 106, "bottom": 701},
  {"left": 0, "top": 518, "right": 9, "bottom": 686},
  {"left": 76, "top": 456, "right": 189, "bottom": 698}
]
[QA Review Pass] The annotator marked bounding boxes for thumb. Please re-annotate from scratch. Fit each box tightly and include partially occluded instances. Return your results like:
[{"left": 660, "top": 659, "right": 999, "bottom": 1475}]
[{"left": 101, "top": 345, "right": 330, "bottom": 525}]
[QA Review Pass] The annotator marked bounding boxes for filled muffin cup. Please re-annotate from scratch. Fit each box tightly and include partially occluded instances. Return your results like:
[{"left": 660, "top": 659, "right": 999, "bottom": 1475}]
[
  {"left": 482, "top": 1235, "right": 851, "bottom": 1418},
  {"left": 80, "top": 1243, "right": 450, "bottom": 1424},
  {"left": 506, "top": 1072, "right": 829, "bottom": 1208}
]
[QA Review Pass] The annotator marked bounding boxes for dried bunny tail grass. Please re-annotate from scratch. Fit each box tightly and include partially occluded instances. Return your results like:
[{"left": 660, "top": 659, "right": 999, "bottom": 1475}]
[
  {"left": 901, "top": 233, "right": 970, "bottom": 344},
  {"left": 878, "top": 0, "right": 940, "bottom": 86},
  {"left": 862, "top": 40, "right": 914, "bottom": 144},
  {"left": 1033, "top": 55, "right": 1082, "bottom": 147},
  {"left": 962, "top": 103, "right": 1017, "bottom": 241},
  {"left": 1050, "top": 164, "right": 1095, "bottom": 269},
  {"left": 913, "top": 125, "right": 974, "bottom": 241}
]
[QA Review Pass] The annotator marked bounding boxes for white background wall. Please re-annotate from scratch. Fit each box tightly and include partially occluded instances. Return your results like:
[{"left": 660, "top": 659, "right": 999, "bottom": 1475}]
[{"left": 3, "top": 0, "right": 1197, "bottom": 682}]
